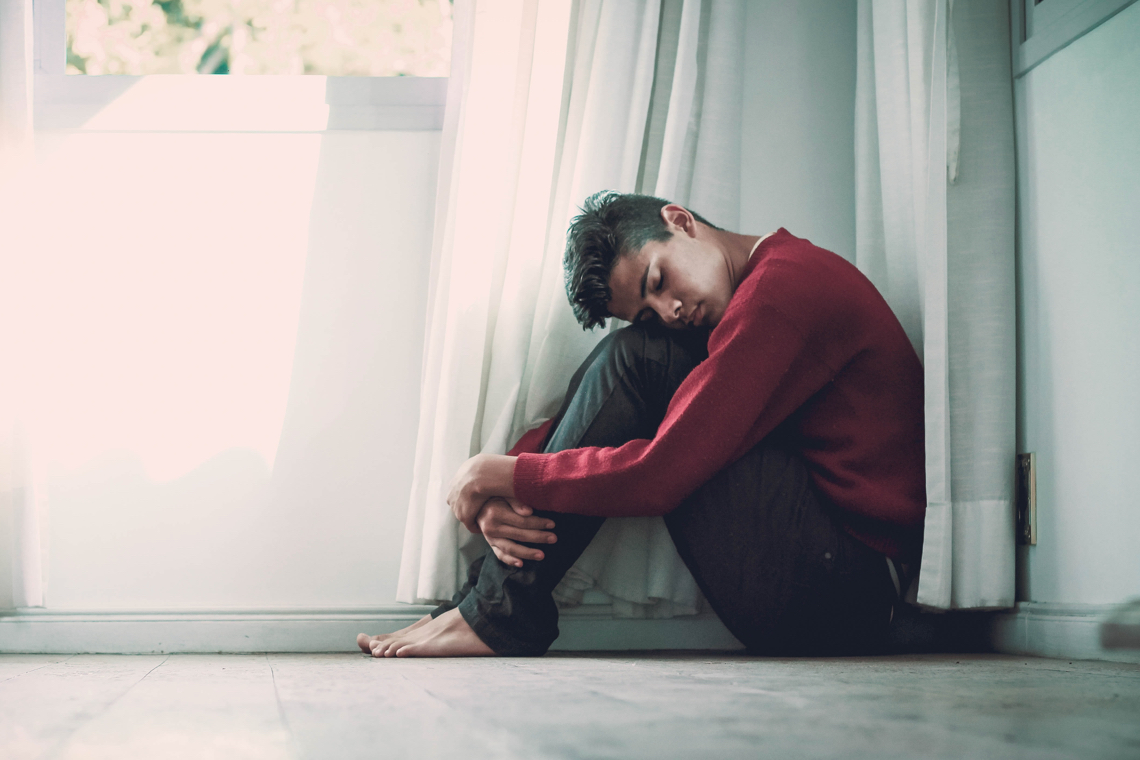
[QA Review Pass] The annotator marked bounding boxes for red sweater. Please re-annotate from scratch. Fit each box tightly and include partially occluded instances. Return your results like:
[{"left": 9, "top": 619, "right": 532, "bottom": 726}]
[{"left": 511, "top": 229, "right": 927, "bottom": 560}]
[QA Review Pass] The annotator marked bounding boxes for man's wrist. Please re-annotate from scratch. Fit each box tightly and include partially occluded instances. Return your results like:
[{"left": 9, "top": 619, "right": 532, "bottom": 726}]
[{"left": 479, "top": 454, "right": 517, "bottom": 500}]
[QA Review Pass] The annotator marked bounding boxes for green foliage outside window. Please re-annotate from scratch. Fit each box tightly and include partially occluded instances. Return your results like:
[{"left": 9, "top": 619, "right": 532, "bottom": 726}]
[{"left": 66, "top": 0, "right": 452, "bottom": 75}]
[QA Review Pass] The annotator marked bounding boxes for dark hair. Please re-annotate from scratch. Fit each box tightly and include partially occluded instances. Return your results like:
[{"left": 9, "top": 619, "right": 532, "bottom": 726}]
[{"left": 563, "top": 191, "right": 720, "bottom": 329}]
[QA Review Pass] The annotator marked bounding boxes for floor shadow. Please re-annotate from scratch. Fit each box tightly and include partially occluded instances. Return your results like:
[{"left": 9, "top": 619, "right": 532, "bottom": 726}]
[{"left": 885, "top": 605, "right": 994, "bottom": 654}]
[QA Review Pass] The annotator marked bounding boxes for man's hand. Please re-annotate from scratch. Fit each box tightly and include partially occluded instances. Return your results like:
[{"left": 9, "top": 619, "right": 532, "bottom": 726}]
[
  {"left": 447, "top": 453, "right": 517, "bottom": 532},
  {"left": 477, "top": 498, "right": 556, "bottom": 568}
]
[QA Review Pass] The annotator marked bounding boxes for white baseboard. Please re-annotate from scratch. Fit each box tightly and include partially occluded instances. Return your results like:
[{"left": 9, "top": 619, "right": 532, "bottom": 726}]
[
  {"left": 10, "top": 603, "right": 1140, "bottom": 661},
  {"left": 0, "top": 606, "right": 743, "bottom": 654},
  {"left": 988, "top": 602, "right": 1140, "bottom": 664}
]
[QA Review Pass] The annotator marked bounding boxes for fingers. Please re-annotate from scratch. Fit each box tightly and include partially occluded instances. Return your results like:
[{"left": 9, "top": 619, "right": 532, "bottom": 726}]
[
  {"left": 446, "top": 456, "right": 487, "bottom": 531},
  {"left": 489, "top": 538, "right": 545, "bottom": 568},
  {"left": 453, "top": 493, "right": 480, "bottom": 534},
  {"left": 491, "top": 545, "right": 523, "bottom": 568},
  {"left": 445, "top": 455, "right": 520, "bottom": 533},
  {"left": 479, "top": 494, "right": 555, "bottom": 567},
  {"left": 507, "top": 498, "right": 533, "bottom": 517},
  {"left": 492, "top": 511, "right": 555, "bottom": 532},
  {"left": 480, "top": 505, "right": 556, "bottom": 562},
  {"left": 476, "top": 500, "right": 553, "bottom": 531},
  {"left": 486, "top": 524, "right": 557, "bottom": 545},
  {"left": 458, "top": 498, "right": 482, "bottom": 532},
  {"left": 451, "top": 492, "right": 485, "bottom": 533}
]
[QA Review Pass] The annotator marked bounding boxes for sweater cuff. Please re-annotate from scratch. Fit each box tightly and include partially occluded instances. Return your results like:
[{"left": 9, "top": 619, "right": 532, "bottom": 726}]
[{"left": 513, "top": 453, "right": 549, "bottom": 509}]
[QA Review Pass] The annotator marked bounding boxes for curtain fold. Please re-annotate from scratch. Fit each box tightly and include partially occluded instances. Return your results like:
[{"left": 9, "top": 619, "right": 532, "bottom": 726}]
[
  {"left": 855, "top": 0, "right": 1015, "bottom": 609},
  {"left": 398, "top": 0, "right": 744, "bottom": 617},
  {"left": 0, "top": 0, "right": 45, "bottom": 609}
]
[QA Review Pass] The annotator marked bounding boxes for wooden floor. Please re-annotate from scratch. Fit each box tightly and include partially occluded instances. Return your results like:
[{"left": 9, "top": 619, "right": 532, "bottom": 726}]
[{"left": 2, "top": 652, "right": 1139, "bottom": 759}]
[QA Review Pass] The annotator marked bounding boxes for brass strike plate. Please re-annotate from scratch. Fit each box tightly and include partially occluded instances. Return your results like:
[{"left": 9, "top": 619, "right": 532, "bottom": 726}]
[{"left": 1016, "top": 452, "right": 1037, "bottom": 545}]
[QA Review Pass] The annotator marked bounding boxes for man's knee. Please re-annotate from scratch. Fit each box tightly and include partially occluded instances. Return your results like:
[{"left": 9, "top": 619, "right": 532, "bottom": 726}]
[
  {"left": 595, "top": 322, "right": 707, "bottom": 378},
  {"left": 593, "top": 323, "right": 649, "bottom": 371}
]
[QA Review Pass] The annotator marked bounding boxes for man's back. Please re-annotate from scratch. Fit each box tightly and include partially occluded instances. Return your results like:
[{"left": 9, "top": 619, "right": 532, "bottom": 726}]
[{"left": 514, "top": 228, "right": 926, "bottom": 560}]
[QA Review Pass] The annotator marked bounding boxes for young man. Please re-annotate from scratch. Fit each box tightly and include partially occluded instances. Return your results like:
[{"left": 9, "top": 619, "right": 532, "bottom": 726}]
[{"left": 358, "top": 192, "right": 926, "bottom": 657}]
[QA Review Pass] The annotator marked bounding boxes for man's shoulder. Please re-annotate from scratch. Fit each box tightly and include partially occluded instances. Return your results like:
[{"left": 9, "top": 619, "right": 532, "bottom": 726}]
[
  {"left": 755, "top": 230, "right": 860, "bottom": 276},
  {"left": 738, "top": 232, "right": 871, "bottom": 310},
  {"left": 721, "top": 231, "right": 902, "bottom": 357}
]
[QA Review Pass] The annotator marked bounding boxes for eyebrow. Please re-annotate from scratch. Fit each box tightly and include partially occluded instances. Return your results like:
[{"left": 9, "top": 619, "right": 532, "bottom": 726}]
[{"left": 639, "top": 263, "right": 649, "bottom": 300}]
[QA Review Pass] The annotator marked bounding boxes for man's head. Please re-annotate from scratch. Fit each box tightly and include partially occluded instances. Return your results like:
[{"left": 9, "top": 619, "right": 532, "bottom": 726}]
[{"left": 563, "top": 191, "right": 734, "bottom": 330}]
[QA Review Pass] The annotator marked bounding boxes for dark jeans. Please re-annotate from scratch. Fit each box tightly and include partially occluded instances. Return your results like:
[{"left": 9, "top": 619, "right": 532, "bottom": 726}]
[{"left": 435, "top": 323, "right": 898, "bottom": 656}]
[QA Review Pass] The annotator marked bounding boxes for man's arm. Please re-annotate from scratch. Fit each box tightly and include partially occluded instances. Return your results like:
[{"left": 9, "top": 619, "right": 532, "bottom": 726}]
[
  {"left": 448, "top": 417, "right": 558, "bottom": 540},
  {"left": 511, "top": 287, "right": 856, "bottom": 518},
  {"left": 446, "top": 302, "right": 826, "bottom": 528}
]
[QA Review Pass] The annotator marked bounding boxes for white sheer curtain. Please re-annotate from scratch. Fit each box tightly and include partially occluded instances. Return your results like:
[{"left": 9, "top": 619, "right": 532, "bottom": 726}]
[
  {"left": 398, "top": 0, "right": 744, "bottom": 617},
  {"left": 0, "top": 0, "right": 45, "bottom": 610},
  {"left": 855, "top": 0, "right": 1015, "bottom": 609}
]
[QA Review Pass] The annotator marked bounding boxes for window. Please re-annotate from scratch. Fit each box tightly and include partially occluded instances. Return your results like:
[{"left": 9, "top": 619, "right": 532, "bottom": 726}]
[
  {"left": 1012, "top": 0, "right": 1138, "bottom": 75},
  {"left": 33, "top": 0, "right": 450, "bottom": 131},
  {"left": 63, "top": 0, "right": 452, "bottom": 75}
]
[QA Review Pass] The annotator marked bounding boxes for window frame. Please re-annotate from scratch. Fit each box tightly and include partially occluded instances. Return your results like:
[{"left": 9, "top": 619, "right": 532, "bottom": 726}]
[
  {"left": 31, "top": 0, "right": 448, "bottom": 132},
  {"left": 1011, "top": 0, "right": 1139, "bottom": 76}
]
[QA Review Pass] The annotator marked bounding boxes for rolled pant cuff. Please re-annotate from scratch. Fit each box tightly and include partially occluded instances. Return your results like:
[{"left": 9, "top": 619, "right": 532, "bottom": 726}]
[{"left": 456, "top": 593, "right": 553, "bottom": 657}]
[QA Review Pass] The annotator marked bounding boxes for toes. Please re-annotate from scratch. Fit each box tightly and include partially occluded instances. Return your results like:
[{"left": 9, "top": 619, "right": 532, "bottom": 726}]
[
  {"left": 393, "top": 637, "right": 428, "bottom": 657},
  {"left": 374, "top": 637, "right": 403, "bottom": 658},
  {"left": 356, "top": 633, "right": 373, "bottom": 652}
]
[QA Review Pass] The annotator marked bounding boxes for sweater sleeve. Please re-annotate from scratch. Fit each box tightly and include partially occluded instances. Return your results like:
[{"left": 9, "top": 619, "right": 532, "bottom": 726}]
[
  {"left": 513, "top": 291, "right": 854, "bottom": 517},
  {"left": 506, "top": 418, "right": 554, "bottom": 456}
]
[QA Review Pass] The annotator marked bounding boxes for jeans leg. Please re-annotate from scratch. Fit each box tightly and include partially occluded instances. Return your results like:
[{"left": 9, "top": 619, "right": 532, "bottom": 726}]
[
  {"left": 663, "top": 441, "right": 897, "bottom": 655},
  {"left": 429, "top": 554, "right": 486, "bottom": 619},
  {"left": 455, "top": 324, "right": 709, "bottom": 655}
]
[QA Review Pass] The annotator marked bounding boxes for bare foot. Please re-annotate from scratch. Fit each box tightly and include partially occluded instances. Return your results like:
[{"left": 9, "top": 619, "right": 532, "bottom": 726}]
[
  {"left": 370, "top": 608, "right": 494, "bottom": 658},
  {"left": 370, "top": 612, "right": 439, "bottom": 657},
  {"left": 356, "top": 614, "right": 432, "bottom": 653}
]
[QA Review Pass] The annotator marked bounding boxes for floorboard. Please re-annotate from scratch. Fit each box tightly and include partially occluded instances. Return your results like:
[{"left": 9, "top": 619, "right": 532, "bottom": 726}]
[{"left": 2, "top": 653, "right": 1138, "bottom": 759}]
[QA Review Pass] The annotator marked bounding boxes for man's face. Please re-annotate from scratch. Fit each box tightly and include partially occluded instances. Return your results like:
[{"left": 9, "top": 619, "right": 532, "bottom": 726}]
[{"left": 606, "top": 208, "right": 735, "bottom": 329}]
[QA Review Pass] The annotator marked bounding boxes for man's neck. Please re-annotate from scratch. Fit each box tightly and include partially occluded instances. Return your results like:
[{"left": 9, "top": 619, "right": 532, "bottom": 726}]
[
  {"left": 715, "top": 229, "right": 775, "bottom": 289},
  {"left": 748, "top": 231, "right": 776, "bottom": 259}
]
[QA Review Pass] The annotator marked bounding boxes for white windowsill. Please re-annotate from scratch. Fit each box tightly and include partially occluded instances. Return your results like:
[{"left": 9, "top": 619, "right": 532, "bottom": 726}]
[{"left": 34, "top": 75, "right": 448, "bottom": 132}]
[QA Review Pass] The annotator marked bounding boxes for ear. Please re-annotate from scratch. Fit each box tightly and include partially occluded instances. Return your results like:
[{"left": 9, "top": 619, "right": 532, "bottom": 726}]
[{"left": 659, "top": 204, "right": 696, "bottom": 237}]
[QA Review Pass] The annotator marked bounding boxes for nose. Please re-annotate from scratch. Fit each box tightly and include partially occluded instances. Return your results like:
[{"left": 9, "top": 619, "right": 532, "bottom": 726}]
[{"left": 652, "top": 294, "right": 683, "bottom": 325}]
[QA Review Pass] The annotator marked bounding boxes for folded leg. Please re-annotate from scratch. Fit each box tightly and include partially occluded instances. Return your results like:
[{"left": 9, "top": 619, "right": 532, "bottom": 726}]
[
  {"left": 450, "top": 324, "right": 709, "bottom": 655},
  {"left": 664, "top": 442, "right": 897, "bottom": 655},
  {"left": 438, "top": 322, "right": 895, "bottom": 657}
]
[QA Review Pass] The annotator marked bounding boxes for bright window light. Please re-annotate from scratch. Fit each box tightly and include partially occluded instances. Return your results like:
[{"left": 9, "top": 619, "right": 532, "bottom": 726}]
[
  {"left": 17, "top": 130, "right": 322, "bottom": 482},
  {"left": 65, "top": 0, "right": 453, "bottom": 75}
]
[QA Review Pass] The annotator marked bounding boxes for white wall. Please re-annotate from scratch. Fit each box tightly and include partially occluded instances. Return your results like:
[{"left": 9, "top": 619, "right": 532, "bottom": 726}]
[
  {"left": 28, "top": 124, "right": 439, "bottom": 609},
  {"left": 739, "top": 0, "right": 857, "bottom": 259},
  {"left": 1015, "top": 2, "right": 1140, "bottom": 605}
]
